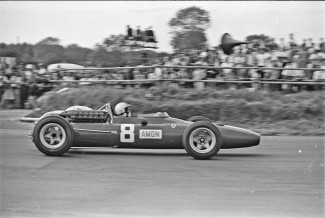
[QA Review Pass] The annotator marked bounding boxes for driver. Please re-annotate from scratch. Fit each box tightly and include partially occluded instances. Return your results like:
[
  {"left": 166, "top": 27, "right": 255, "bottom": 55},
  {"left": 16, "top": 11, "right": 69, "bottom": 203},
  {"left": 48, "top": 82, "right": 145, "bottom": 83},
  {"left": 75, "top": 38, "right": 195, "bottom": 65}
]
[{"left": 114, "top": 102, "right": 131, "bottom": 117}]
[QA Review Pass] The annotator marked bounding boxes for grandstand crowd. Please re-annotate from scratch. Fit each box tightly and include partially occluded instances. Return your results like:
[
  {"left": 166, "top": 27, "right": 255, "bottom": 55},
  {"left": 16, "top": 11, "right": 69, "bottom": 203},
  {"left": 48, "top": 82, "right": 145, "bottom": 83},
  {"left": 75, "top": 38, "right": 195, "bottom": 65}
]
[{"left": 1, "top": 34, "right": 325, "bottom": 109}]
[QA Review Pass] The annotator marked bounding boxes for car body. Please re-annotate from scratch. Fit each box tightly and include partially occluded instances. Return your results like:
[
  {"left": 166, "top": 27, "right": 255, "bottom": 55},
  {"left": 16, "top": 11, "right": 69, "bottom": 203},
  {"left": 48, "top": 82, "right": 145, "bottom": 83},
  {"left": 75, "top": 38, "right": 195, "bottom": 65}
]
[{"left": 29, "top": 103, "right": 260, "bottom": 159}]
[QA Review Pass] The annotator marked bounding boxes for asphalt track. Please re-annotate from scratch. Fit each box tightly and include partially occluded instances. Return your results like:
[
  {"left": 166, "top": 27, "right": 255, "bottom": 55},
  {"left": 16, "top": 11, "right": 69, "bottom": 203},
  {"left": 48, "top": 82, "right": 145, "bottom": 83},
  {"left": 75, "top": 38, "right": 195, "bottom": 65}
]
[{"left": 0, "top": 110, "right": 324, "bottom": 218}]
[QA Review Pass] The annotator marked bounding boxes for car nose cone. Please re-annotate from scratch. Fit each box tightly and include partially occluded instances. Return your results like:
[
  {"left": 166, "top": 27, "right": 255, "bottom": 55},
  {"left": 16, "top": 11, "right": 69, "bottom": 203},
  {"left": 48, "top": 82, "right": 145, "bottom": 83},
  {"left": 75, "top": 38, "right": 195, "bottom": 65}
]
[{"left": 218, "top": 125, "right": 261, "bottom": 149}]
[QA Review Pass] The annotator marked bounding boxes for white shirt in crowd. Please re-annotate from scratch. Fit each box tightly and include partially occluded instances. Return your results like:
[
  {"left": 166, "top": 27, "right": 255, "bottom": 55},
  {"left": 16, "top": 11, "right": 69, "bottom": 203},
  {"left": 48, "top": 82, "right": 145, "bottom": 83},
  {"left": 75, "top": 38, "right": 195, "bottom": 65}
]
[
  {"left": 256, "top": 52, "right": 271, "bottom": 66},
  {"left": 220, "top": 61, "right": 234, "bottom": 76},
  {"left": 313, "top": 65, "right": 325, "bottom": 80},
  {"left": 38, "top": 68, "right": 47, "bottom": 75},
  {"left": 153, "top": 67, "right": 163, "bottom": 79},
  {"left": 282, "top": 62, "right": 304, "bottom": 78},
  {"left": 245, "top": 53, "right": 255, "bottom": 66},
  {"left": 24, "top": 70, "right": 33, "bottom": 80}
]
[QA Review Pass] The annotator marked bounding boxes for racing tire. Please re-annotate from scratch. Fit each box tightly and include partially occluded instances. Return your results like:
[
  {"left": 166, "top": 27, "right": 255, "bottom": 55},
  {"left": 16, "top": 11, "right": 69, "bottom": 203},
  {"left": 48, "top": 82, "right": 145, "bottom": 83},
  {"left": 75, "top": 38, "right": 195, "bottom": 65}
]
[
  {"left": 182, "top": 121, "right": 222, "bottom": 160},
  {"left": 187, "top": 116, "right": 211, "bottom": 122},
  {"left": 33, "top": 115, "right": 74, "bottom": 156}
]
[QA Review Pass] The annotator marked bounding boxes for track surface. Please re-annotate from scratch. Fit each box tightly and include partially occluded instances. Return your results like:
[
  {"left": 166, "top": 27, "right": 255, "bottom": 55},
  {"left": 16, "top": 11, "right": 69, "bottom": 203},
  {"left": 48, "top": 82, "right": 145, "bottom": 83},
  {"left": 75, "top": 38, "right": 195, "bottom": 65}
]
[{"left": 0, "top": 110, "right": 324, "bottom": 218}]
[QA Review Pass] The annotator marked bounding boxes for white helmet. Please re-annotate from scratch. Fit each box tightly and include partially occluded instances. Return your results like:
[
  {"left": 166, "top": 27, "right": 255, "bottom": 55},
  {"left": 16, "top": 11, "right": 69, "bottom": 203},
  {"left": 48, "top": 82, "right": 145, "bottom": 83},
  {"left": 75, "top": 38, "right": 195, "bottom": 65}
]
[{"left": 115, "top": 102, "right": 131, "bottom": 117}]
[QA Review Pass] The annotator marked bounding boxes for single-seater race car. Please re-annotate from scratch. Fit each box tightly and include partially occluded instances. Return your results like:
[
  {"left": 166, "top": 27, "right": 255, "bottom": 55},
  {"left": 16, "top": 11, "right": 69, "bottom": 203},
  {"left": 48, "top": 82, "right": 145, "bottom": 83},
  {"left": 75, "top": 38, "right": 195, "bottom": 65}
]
[{"left": 29, "top": 102, "right": 260, "bottom": 160}]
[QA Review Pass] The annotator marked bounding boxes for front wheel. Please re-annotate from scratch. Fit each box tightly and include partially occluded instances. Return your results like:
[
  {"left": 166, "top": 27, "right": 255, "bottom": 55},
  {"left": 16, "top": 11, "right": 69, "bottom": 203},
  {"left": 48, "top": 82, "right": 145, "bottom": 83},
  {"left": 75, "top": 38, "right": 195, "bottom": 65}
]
[
  {"left": 33, "top": 115, "right": 74, "bottom": 156},
  {"left": 182, "top": 121, "right": 221, "bottom": 160}
]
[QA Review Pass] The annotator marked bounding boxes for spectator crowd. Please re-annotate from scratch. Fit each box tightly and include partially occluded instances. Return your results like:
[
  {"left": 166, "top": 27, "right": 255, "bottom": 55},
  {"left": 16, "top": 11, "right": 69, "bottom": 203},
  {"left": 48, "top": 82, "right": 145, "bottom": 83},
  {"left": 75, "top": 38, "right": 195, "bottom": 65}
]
[{"left": 1, "top": 34, "right": 325, "bottom": 109}]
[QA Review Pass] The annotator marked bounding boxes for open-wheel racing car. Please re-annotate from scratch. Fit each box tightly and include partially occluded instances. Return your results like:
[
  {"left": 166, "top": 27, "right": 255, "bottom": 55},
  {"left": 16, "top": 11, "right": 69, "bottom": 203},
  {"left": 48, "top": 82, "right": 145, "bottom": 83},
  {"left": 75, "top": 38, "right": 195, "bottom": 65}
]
[{"left": 29, "top": 102, "right": 260, "bottom": 160}]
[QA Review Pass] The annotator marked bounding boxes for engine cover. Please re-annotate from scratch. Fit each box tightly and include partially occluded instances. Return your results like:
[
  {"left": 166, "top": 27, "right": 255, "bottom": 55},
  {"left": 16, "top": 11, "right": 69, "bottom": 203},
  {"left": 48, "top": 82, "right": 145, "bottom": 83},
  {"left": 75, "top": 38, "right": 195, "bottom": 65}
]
[{"left": 61, "top": 110, "right": 109, "bottom": 123}]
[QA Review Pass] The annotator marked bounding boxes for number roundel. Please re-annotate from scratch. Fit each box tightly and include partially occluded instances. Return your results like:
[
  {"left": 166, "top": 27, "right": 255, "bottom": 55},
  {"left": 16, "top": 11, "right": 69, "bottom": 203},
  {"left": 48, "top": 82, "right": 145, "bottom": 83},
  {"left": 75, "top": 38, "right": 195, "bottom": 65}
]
[{"left": 120, "top": 124, "right": 135, "bottom": 143}]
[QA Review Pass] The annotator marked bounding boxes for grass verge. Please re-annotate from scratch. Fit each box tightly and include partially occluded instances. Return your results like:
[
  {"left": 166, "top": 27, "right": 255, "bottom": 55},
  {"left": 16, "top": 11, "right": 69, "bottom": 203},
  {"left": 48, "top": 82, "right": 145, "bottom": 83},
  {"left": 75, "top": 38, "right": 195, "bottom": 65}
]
[{"left": 25, "top": 85, "right": 325, "bottom": 136}]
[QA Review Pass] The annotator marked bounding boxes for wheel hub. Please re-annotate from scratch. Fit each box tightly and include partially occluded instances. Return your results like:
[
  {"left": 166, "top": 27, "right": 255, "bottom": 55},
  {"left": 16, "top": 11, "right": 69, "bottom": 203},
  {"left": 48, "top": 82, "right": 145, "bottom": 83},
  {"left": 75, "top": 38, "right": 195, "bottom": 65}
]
[
  {"left": 40, "top": 123, "right": 67, "bottom": 149},
  {"left": 199, "top": 137, "right": 206, "bottom": 143},
  {"left": 189, "top": 127, "right": 217, "bottom": 154}
]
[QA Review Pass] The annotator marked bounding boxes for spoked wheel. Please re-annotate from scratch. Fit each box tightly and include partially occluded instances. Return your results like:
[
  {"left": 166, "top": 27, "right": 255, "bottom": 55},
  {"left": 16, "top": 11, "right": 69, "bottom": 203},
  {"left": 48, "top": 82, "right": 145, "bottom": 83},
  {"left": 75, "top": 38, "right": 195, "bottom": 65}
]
[
  {"left": 189, "top": 127, "right": 216, "bottom": 154},
  {"left": 40, "top": 123, "right": 67, "bottom": 149},
  {"left": 33, "top": 116, "right": 74, "bottom": 156},
  {"left": 182, "top": 121, "right": 221, "bottom": 160}
]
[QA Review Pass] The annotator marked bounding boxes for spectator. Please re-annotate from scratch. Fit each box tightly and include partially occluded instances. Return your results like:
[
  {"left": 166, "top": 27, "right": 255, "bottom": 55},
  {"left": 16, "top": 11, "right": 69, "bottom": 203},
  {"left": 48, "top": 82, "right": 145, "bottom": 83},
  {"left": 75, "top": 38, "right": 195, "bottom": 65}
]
[
  {"left": 162, "top": 56, "right": 172, "bottom": 78},
  {"left": 37, "top": 63, "right": 47, "bottom": 75},
  {"left": 153, "top": 61, "right": 163, "bottom": 80},
  {"left": 26, "top": 73, "right": 41, "bottom": 109},
  {"left": 288, "top": 33, "right": 297, "bottom": 48},
  {"left": 301, "top": 39, "right": 307, "bottom": 49},
  {"left": 255, "top": 48, "right": 271, "bottom": 79},
  {"left": 192, "top": 58, "right": 207, "bottom": 90},
  {"left": 0, "top": 61, "right": 8, "bottom": 71},
  {"left": 269, "top": 58, "right": 282, "bottom": 79},
  {"left": 279, "top": 38, "right": 287, "bottom": 50},
  {"left": 126, "top": 25, "right": 133, "bottom": 39},
  {"left": 320, "top": 38, "right": 325, "bottom": 51},
  {"left": 0, "top": 70, "right": 5, "bottom": 97},
  {"left": 306, "top": 38, "right": 313, "bottom": 49},
  {"left": 220, "top": 57, "right": 234, "bottom": 79},
  {"left": 0, "top": 72, "right": 15, "bottom": 108},
  {"left": 206, "top": 49, "right": 216, "bottom": 65},
  {"left": 79, "top": 72, "right": 92, "bottom": 86},
  {"left": 19, "top": 71, "right": 29, "bottom": 109},
  {"left": 233, "top": 49, "right": 246, "bottom": 79},
  {"left": 24, "top": 66, "right": 33, "bottom": 81},
  {"left": 135, "top": 26, "right": 142, "bottom": 41},
  {"left": 305, "top": 59, "right": 318, "bottom": 80},
  {"left": 51, "top": 71, "right": 61, "bottom": 80},
  {"left": 263, "top": 58, "right": 274, "bottom": 79},
  {"left": 316, "top": 49, "right": 325, "bottom": 61},
  {"left": 9, "top": 69, "right": 22, "bottom": 108},
  {"left": 213, "top": 56, "right": 221, "bottom": 76},
  {"left": 171, "top": 53, "right": 181, "bottom": 66},
  {"left": 297, "top": 48, "right": 309, "bottom": 69},
  {"left": 313, "top": 59, "right": 325, "bottom": 81},
  {"left": 308, "top": 49, "right": 318, "bottom": 62},
  {"left": 167, "top": 68, "right": 179, "bottom": 89},
  {"left": 124, "top": 68, "right": 134, "bottom": 81},
  {"left": 291, "top": 56, "right": 305, "bottom": 79},
  {"left": 199, "top": 49, "right": 208, "bottom": 60},
  {"left": 144, "top": 26, "right": 156, "bottom": 43}
]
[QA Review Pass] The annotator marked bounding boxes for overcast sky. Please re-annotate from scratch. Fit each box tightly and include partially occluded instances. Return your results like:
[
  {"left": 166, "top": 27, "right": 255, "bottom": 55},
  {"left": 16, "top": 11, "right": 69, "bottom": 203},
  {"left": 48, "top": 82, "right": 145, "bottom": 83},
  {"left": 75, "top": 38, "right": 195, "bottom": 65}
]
[{"left": 0, "top": 1, "right": 324, "bottom": 52}]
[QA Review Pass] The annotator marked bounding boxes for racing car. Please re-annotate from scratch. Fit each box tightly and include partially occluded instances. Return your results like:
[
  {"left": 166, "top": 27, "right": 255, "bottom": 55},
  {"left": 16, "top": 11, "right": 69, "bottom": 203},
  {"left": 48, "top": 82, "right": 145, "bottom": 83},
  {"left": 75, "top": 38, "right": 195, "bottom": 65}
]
[{"left": 29, "top": 102, "right": 260, "bottom": 160}]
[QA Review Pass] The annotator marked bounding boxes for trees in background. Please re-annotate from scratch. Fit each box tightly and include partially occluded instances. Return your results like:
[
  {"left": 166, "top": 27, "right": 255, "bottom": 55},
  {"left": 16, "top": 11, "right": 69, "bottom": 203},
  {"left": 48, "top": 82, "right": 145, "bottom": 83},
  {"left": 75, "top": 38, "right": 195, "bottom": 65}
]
[
  {"left": 33, "top": 37, "right": 64, "bottom": 65},
  {"left": 64, "top": 44, "right": 92, "bottom": 65},
  {"left": 169, "top": 6, "right": 210, "bottom": 52},
  {"left": 246, "top": 34, "right": 272, "bottom": 43},
  {"left": 103, "top": 34, "right": 127, "bottom": 52},
  {"left": 0, "top": 36, "right": 166, "bottom": 67},
  {"left": 245, "top": 34, "right": 274, "bottom": 49}
]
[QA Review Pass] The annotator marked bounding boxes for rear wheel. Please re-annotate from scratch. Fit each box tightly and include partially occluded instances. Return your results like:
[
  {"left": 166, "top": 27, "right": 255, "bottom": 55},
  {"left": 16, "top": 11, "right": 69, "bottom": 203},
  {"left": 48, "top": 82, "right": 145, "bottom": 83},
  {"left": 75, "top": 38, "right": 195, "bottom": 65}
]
[
  {"left": 182, "top": 121, "right": 221, "bottom": 160},
  {"left": 33, "top": 116, "right": 74, "bottom": 156},
  {"left": 187, "top": 116, "right": 211, "bottom": 122}
]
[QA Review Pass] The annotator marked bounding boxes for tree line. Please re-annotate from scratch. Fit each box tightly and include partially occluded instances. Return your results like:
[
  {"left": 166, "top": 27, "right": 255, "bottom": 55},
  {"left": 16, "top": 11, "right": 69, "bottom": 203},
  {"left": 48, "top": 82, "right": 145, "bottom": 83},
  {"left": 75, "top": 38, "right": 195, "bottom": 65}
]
[
  {"left": 0, "top": 37, "right": 168, "bottom": 67},
  {"left": 0, "top": 6, "right": 273, "bottom": 67}
]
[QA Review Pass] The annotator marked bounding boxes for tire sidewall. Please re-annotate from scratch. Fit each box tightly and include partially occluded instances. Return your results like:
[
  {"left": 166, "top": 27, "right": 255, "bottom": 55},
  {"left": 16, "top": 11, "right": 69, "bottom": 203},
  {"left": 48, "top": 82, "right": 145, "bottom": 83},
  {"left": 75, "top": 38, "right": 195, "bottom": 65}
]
[
  {"left": 33, "top": 115, "right": 74, "bottom": 156},
  {"left": 182, "top": 121, "right": 221, "bottom": 160}
]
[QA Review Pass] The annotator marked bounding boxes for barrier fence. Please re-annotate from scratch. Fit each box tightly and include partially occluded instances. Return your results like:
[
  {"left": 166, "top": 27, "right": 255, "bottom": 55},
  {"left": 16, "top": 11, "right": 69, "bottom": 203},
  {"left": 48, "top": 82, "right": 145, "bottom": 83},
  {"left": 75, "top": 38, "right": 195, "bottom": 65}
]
[
  {"left": 49, "top": 79, "right": 325, "bottom": 85},
  {"left": 1, "top": 66, "right": 324, "bottom": 86},
  {"left": 49, "top": 65, "right": 325, "bottom": 86},
  {"left": 1, "top": 65, "right": 324, "bottom": 110},
  {"left": 58, "top": 65, "right": 325, "bottom": 71}
]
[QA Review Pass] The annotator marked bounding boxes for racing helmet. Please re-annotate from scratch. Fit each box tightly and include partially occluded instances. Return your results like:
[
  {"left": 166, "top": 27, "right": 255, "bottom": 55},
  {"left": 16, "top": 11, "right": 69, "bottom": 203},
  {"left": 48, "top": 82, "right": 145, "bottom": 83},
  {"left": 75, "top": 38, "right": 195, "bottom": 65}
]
[{"left": 114, "top": 102, "right": 131, "bottom": 117}]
